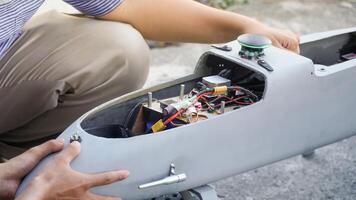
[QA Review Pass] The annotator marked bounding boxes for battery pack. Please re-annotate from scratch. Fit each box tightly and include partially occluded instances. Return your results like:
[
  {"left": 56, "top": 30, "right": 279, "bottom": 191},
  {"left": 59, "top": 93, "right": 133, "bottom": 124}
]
[{"left": 202, "top": 75, "right": 231, "bottom": 88}]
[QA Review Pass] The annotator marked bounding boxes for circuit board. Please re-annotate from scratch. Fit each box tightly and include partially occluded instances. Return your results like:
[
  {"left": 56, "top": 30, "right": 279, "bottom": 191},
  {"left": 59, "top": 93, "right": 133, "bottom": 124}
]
[{"left": 132, "top": 75, "right": 259, "bottom": 134}]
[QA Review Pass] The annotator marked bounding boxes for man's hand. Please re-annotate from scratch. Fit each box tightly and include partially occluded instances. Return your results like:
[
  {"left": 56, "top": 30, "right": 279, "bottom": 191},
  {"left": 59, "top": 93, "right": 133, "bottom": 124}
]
[
  {"left": 243, "top": 20, "right": 300, "bottom": 54},
  {"left": 0, "top": 139, "right": 64, "bottom": 200},
  {"left": 16, "top": 141, "right": 129, "bottom": 200},
  {"left": 101, "top": 0, "right": 300, "bottom": 53}
]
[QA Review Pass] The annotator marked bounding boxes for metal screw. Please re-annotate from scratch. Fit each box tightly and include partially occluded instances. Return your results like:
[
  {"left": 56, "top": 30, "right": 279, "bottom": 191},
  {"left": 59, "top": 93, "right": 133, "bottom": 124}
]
[
  {"left": 220, "top": 101, "right": 226, "bottom": 114},
  {"left": 70, "top": 134, "right": 82, "bottom": 143},
  {"left": 170, "top": 164, "right": 176, "bottom": 175},
  {"left": 179, "top": 84, "right": 185, "bottom": 101},
  {"left": 319, "top": 68, "right": 326, "bottom": 72},
  {"left": 148, "top": 92, "right": 153, "bottom": 107}
]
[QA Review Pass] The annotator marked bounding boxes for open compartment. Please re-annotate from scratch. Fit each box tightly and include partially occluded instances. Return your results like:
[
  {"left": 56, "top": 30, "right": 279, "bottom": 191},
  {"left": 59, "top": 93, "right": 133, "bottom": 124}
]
[
  {"left": 301, "top": 31, "right": 356, "bottom": 66},
  {"left": 81, "top": 54, "right": 266, "bottom": 138}
]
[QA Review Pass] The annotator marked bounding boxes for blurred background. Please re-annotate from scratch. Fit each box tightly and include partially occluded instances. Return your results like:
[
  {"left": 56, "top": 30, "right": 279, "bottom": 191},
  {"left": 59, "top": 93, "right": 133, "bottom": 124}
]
[{"left": 37, "top": 0, "right": 356, "bottom": 199}]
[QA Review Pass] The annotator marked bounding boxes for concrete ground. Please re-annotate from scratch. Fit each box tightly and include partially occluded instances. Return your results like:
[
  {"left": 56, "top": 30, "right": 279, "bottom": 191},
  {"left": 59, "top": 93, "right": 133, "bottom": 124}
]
[{"left": 38, "top": 0, "right": 356, "bottom": 199}]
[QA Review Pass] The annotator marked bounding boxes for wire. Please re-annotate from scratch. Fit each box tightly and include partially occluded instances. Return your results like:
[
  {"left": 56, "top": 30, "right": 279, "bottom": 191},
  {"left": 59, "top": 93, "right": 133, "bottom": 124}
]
[
  {"left": 170, "top": 121, "right": 185, "bottom": 127},
  {"left": 123, "top": 98, "right": 158, "bottom": 128},
  {"left": 164, "top": 109, "right": 184, "bottom": 125},
  {"left": 145, "top": 85, "right": 258, "bottom": 133},
  {"left": 228, "top": 86, "right": 259, "bottom": 101},
  {"left": 200, "top": 96, "right": 252, "bottom": 111},
  {"left": 163, "top": 91, "right": 211, "bottom": 126}
]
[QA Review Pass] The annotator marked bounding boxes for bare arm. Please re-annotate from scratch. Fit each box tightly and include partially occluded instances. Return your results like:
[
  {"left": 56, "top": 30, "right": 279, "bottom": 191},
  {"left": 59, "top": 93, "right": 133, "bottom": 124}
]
[{"left": 100, "top": 0, "right": 300, "bottom": 53}]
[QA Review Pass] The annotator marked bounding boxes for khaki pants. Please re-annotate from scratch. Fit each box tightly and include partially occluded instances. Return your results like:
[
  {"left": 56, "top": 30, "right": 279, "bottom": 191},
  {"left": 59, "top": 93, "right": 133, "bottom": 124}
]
[{"left": 0, "top": 11, "right": 150, "bottom": 159}]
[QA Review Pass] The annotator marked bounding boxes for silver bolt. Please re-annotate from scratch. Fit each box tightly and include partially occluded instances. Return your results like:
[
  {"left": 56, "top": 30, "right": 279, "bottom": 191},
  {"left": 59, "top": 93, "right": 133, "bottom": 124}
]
[
  {"left": 179, "top": 84, "right": 185, "bottom": 101},
  {"left": 220, "top": 101, "right": 226, "bottom": 114},
  {"left": 148, "top": 92, "right": 153, "bottom": 107}
]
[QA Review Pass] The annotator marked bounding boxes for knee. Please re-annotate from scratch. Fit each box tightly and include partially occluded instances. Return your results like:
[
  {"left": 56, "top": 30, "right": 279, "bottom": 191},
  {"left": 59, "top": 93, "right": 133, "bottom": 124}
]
[
  {"left": 92, "top": 22, "right": 150, "bottom": 90},
  {"left": 33, "top": 15, "right": 151, "bottom": 96}
]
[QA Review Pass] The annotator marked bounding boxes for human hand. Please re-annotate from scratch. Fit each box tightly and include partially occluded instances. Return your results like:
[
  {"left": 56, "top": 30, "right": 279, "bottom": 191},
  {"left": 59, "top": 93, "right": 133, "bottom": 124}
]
[
  {"left": 244, "top": 20, "right": 300, "bottom": 54},
  {"left": 0, "top": 139, "right": 64, "bottom": 200},
  {"left": 16, "top": 141, "right": 130, "bottom": 200}
]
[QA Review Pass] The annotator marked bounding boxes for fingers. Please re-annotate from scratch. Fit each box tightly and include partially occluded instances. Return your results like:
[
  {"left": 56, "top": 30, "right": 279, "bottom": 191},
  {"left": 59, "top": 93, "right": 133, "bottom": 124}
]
[
  {"left": 284, "top": 32, "right": 300, "bottom": 54},
  {"left": 294, "top": 44, "right": 301, "bottom": 54},
  {"left": 269, "top": 27, "right": 300, "bottom": 54},
  {"left": 87, "top": 170, "right": 130, "bottom": 188},
  {"left": 296, "top": 34, "right": 301, "bottom": 44},
  {"left": 288, "top": 40, "right": 300, "bottom": 54},
  {"left": 271, "top": 37, "right": 284, "bottom": 49},
  {"left": 55, "top": 141, "right": 81, "bottom": 165},
  {"left": 8, "top": 139, "right": 64, "bottom": 177},
  {"left": 273, "top": 35, "right": 300, "bottom": 54},
  {"left": 88, "top": 193, "right": 122, "bottom": 200}
]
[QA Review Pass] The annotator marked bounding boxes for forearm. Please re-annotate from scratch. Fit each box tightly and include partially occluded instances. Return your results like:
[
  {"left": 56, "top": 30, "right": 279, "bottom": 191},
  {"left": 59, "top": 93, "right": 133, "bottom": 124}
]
[{"left": 100, "top": 0, "right": 260, "bottom": 43}]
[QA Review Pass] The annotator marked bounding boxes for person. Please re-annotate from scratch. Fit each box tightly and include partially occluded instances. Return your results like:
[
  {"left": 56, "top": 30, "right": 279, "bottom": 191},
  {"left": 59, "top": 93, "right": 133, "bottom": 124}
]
[
  {"left": 0, "top": 0, "right": 299, "bottom": 159},
  {"left": 0, "top": 0, "right": 299, "bottom": 199},
  {"left": 0, "top": 139, "right": 130, "bottom": 200}
]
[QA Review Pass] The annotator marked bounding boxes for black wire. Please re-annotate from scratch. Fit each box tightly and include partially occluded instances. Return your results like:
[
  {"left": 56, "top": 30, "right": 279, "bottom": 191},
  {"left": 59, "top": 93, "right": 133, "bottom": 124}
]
[
  {"left": 123, "top": 98, "right": 157, "bottom": 128},
  {"left": 218, "top": 69, "right": 232, "bottom": 78},
  {"left": 228, "top": 86, "right": 259, "bottom": 102}
]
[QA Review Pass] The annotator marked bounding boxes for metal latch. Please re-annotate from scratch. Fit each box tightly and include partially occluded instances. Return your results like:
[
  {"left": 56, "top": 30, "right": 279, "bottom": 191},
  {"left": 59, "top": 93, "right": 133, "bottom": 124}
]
[{"left": 138, "top": 164, "right": 187, "bottom": 189}]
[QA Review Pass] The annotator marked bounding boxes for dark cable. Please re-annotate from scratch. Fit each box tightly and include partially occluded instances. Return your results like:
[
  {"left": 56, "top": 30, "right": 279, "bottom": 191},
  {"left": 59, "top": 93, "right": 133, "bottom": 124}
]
[{"left": 123, "top": 98, "right": 158, "bottom": 128}]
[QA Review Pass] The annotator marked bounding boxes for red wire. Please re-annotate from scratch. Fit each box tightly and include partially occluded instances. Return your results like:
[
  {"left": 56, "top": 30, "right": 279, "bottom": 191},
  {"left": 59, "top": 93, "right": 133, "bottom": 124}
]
[
  {"left": 164, "top": 109, "right": 184, "bottom": 125},
  {"left": 162, "top": 92, "right": 252, "bottom": 126},
  {"left": 202, "top": 96, "right": 252, "bottom": 109},
  {"left": 196, "top": 92, "right": 212, "bottom": 102},
  {"left": 163, "top": 92, "right": 212, "bottom": 125}
]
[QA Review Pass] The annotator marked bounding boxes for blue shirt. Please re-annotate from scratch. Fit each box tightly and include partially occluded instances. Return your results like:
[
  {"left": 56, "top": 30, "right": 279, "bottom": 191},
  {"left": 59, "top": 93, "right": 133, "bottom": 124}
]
[{"left": 0, "top": 0, "right": 122, "bottom": 59}]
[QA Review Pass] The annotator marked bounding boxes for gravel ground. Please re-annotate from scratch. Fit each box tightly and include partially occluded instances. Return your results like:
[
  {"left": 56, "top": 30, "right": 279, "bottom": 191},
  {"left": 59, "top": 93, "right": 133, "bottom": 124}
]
[{"left": 38, "top": 1, "right": 356, "bottom": 199}]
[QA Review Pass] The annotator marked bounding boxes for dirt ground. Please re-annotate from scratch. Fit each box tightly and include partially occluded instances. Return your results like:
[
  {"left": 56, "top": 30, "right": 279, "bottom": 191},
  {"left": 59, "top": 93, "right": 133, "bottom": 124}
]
[{"left": 38, "top": 0, "right": 356, "bottom": 199}]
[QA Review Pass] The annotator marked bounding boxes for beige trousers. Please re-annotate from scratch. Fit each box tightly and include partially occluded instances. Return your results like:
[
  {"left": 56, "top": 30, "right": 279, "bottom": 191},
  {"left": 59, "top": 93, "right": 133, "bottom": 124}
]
[{"left": 0, "top": 11, "right": 150, "bottom": 159}]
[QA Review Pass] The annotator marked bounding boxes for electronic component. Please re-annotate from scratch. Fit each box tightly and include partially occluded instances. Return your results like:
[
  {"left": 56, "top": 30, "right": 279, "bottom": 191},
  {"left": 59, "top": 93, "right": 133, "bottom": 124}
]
[
  {"left": 163, "top": 104, "right": 178, "bottom": 117},
  {"left": 212, "top": 86, "right": 228, "bottom": 95},
  {"left": 237, "top": 34, "right": 272, "bottom": 59},
  {"left": 202, "top": 75, "right": 231, "bottom": 88},
  {"left": 151, "top": 120, "right": 166, "bottom": 133},
  {"left": 134, "top": 76, "right": 259, "bottom": 135},
  {"left": 341, "top": 53, "right": 356, "bottom": 61}
]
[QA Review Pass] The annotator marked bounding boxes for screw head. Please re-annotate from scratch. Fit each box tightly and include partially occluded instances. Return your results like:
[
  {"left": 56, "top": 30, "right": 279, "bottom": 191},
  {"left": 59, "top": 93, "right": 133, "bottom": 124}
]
[
  {"left": 318, "top": 67, "right": 326, "bottom": 72},
  {"left": 70, "top": 134, "right": 82, "bottom": 143}
]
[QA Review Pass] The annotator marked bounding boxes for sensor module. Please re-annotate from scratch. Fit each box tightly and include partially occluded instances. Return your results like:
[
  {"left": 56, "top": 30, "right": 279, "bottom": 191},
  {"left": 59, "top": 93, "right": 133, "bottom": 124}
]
[{"left": 202, "top": 75, "right": 231, "bottom": 88}]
